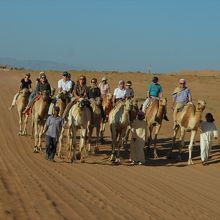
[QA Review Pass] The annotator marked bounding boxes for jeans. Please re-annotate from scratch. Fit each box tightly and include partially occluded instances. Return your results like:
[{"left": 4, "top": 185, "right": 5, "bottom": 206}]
[{"left": 45, "top": 135, "right": 57, "bottom": 160}]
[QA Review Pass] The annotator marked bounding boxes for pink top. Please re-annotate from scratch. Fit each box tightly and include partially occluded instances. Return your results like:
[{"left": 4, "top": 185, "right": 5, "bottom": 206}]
[{"left": 99, "top": 82, "right": 110, "bottom": 95}]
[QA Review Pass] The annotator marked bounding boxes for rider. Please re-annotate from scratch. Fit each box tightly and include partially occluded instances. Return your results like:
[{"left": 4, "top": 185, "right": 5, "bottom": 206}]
[
  {"left": 142, "top": 76, "right": 168, "bottom": 120},
  {"left": 88, "top": 78, "right": 105, "bottom": 120},
  {"left": 172, "top": 78, "right": 192, "bottom": 129},
  {"left": 23, "top": 72, "right": 51, "bottom": 114},
  {"left": 113, "top": 80, "right": 126, "bottom": 106},
  {"left": 62, "top": 75, "right": 88, "bottom": 118},
  {"left": 9, "top": 73, "right": 32, "bottom": 110},
  {"left": 125, "top": 80, "right": 134, "bottom": 99},
  {"left": 98, "top": 77, "right": 110, "bottom": 98},
  {"left": 57, "top": 71, "right": 73, "bottom": 102}
]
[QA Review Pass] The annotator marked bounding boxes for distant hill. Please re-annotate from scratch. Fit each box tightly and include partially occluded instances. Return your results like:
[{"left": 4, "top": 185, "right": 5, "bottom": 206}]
[{"left": 0, "top": 57, "right": 79, "bottom": 71}]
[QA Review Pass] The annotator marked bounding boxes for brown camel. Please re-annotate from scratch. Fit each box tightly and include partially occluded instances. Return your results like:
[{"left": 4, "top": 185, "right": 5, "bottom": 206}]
[
  {"left": 170, "top": 100, "right": 206, "bottom": 165},
  {"left": 88, "top": 99, "right": 102, "bottom": 153},
  {"left": 31, "top": 91, "right": 51, "bottom": 153},
  {"left": 55, "top": 96, "right": 70, "bottom": 117},
  {"left": 16, "top": 88, "right": 30, "bottom": 136},
  {"left": 58, "top": 99, "right": 91, "bottom": 163},
  {"left": 100, "top": 93, "right": 113, "bottom": 143},
  {"left": 144, "top": 97, "right": 167, "bottom": 158},
  {"left": 109, "top": 99, "right": 133, "bottom": 163}
]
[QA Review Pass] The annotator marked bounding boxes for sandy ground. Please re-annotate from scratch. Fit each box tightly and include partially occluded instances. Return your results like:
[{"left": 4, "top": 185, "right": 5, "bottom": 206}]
[{"left": 1, "top": 70, "right": 220, "bottom": 220}]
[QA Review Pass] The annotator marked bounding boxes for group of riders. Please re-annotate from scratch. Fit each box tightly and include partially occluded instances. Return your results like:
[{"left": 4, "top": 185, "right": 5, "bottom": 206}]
[{"left": 9, "top": 71, "right": 192, "bottom": 129}]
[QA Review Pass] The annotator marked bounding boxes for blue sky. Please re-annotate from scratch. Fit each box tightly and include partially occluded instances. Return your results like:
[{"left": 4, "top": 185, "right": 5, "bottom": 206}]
[{"left": 0, "top": 0, "right": 220, "bottom": 72}]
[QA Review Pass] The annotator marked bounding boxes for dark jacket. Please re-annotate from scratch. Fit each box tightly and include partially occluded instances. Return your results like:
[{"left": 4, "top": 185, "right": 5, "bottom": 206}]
[
  {"left": 74, "top": 84, "right": 88, "bottom": 98},
  {"left": 36, "top": 81, "right": 51, "bottom": 95},
  {"left": 88, "top": 86, "right": 101, "bottom": 99}
]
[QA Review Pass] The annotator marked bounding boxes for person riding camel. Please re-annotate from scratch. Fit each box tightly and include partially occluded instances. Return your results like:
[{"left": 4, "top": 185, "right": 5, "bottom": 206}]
[
  {"left": 142, "top": 76, "right": 169, "bottom": 121},
  {"left": 57, "top": 71, "right": 73, "bottom": 102},
  {"left": 172, "top": 78, "right": 192, "bottom": 129},
  {"left": 23, "top": 72, "right": 51, "bottom": 114},
  {"left": 125, "top": 80, "right": 134, "bottom": 99},
  {"left": 62, "top": 75, "right": 89, "bottom": 119},
  {"left": 98, "top": 77, "right": 110, "bottom": 98},
  {"left": 113, "top": 80, "right": 126, "bottom": 106},
  {"left": 9, "top": 72, "right": 32, "bottom": 110},
  {"left": 88, "top": 78, "right": 105, "bottom": 120}
]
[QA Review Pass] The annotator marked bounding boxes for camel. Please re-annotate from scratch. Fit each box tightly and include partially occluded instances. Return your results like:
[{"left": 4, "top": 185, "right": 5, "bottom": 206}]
[
  {"left": 109, "top": 99, "right": 133, "bottom": 163},
  {"left": 31, "top": 91, "right": 51, "bottom": 153},
  {"left": 144, "top": 97, "right": 167, "bottom": 159},
  {"left": 88, "top": 99, "right": 102, "bottom": 153},
  {"left": 58, "top": 99, "right": 91, "bottom": 163},
  {"left": 170, "top": 100, "right": 206, "bottom": 165},
  {"left": 100, "top": 93, "right": 113, "bottom": 143},
  {"left": 15, "top": 88, "right": 30, "bottom": 136}
]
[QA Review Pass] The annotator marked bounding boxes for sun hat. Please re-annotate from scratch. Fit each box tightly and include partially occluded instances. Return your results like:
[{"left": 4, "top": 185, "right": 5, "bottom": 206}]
[
  {"left": 126, "top": 81, "right": 132, "bottom": 86},
  {"left": 39, "top": 71, "right": 46, "bottom": 78},
  {"left": 25, "top": 73, "right": 31, "bottom": 77},
  {"left": 102, "top": 77, "right": 107, "bottom": 81}
]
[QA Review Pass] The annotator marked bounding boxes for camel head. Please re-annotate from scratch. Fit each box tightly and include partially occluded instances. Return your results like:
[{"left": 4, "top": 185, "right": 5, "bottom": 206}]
[
  {"left": 20, "top": 88, "right": 29, "bottom": 97},
  {"left": 124, "top": 99, "right": 133, "bottom": 111},
  {"left": 159, "top": 97, "right": 167, "bottom": 106},
  {"left": 41, "top": 90, "right": 50, "bottom": 101},
  {"left": 78, "top": 99, "right": 87, "bottom": 109},
  {"left": 196, "top": 100, "right": 206, "bottom": 111}
]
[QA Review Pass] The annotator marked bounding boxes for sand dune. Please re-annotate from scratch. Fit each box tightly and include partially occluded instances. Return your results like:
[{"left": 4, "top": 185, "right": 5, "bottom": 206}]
[{"left": 1, "top": 70, "right": 220, "bottom": 220}]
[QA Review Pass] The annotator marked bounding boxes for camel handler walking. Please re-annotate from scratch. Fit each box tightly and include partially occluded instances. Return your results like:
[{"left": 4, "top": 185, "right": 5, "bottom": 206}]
[
  {"left": 142, "top": 76, "right": 168, "bottom": 121},
  {"left": 43, "top": 106, "right": 64, "bottom": 161},
  {"left": 199, "top": 113, "right": 218, "bottom": 165},
  {"left": 172, "top": 78, "right": 192, "bottom": 129},
  {"left": 130, "top": 111, "right": 147, "bottom": 165},
  {"left": 9, "top": 73, "right": 32, "bottom": 110}
]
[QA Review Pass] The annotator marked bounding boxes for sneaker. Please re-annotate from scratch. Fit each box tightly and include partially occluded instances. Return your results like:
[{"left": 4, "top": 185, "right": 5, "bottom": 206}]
[{"left": 138, "top": 161, "right": 143, "bottom": 165}]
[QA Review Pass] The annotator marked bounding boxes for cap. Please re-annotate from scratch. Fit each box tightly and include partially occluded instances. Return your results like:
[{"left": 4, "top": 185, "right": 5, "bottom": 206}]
[
  {"left": 25, "top": 73, "right": 31, "bottom": 77},
  {"left": 39, "top": 71, "right": 46, "bottom": 78},
  {"left": 62, "top": 71, "right": 69, "bottom": 77}
]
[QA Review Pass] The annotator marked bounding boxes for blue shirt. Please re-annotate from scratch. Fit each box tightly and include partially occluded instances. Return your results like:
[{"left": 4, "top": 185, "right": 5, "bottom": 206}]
[
  {"left": 173, "top": 88, "right": 191, "bottom": 103},
  {"left": 45, "top": 116, "right": 64, "bottom": 138},
  {"left": 148, "top": 83, "right": 163, "bottom": 97}
]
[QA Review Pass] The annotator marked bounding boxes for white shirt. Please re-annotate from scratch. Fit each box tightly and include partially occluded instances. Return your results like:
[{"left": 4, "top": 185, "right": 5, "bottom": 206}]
[
  {"left": 113, "top": 88, "right": 126, "bottom": 99},
  {"left": 58, "top": 79, "right": 73, "bottom": 92}
]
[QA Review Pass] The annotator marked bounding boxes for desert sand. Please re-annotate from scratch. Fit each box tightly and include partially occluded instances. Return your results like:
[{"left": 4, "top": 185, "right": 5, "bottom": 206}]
[{"left": 1, "top": 70, "right": 220, "bottom": 220}]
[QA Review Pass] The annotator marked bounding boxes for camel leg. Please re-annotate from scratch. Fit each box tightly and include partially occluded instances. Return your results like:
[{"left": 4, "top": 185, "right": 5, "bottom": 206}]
[
  {"left": 18, "top": 111, "right": 23, "bottom": 135},
  {"left": 100, "top": 121, "right": 106, "bottom": 144},
  {"left": 58, "top": 126, "right": 65, "bottom": 158},
  {"left": 115, "top": 132, "right": 122, "bottom": 163},
  {"left": 94, "top": 125, "right": 100, "bottom": 154},
  {"left": 153, "top": 125, "right": 161, "bottom": 159},
  {"left": 146, "top": 125, "right": 153, "bottom": 159},
  {"left": 110, "top": 125, "right": 116, "bottom": 162},
  {"left": 69, "top": 126, "right": 76, "bottom": 162},
  {"left": 123, "top": 126, "right": 130, "bottom": 151},
  {"left": 87, "top": 126, "right": 93, "bottom": 153},
  {"left": 80, "top": 128, "right": 87, "bottom": 163},
  {"left": 178, "top": 127, "right": 186, "bottom": 161},
  {"left": 167, "top": 125, "right": 179, "bottom": 159},
  {"left": 22, "top": 114, "right": 28, "bottom": 136},
  {"left": 33, "top": 119, "right": 39, "bottom": 153},
  {"left": 38, "top": 124, "right": 44, "bottom": 151},
  {"left": 188, "top": 130, "right": 196, "bottom": 165}
]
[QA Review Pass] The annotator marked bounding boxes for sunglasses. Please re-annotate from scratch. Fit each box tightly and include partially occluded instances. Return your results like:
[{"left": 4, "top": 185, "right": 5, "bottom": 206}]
[
  {"left": 91, "top": 81, "right": 96, "bottom": 83},
  {"left": 179, "top": 83, "right": 185, "bottom": 85},
  {"left": 41, "top": 76, "right": 46, "bottom": 79}
]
